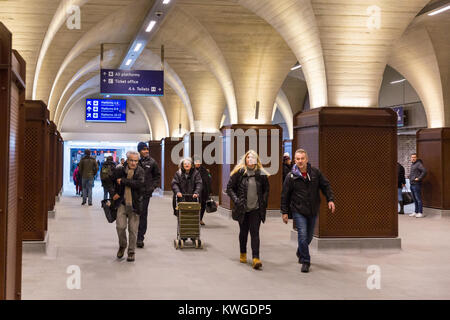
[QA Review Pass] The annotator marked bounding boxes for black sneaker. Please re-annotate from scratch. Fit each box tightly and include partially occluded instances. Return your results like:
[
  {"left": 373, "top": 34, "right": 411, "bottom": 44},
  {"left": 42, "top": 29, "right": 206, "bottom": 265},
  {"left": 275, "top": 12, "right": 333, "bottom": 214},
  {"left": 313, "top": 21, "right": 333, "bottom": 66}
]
[
  {"left": 88, "top": 203, "right": 93, "bottom": 206},
  {"left": 127, "top": 252, "right": 135, "bottom": 262},
  {"left": 117, "top": 247, "right": 126, "bottom": 259},
  {"left": 81, "top": 201, "right": 86, "bottom": 205},
  {"left": 301, "top": 263, "right": 310, "bottom": 273},
  {"left": 137, "top": 240, "right": 144, "bottom": 248}
]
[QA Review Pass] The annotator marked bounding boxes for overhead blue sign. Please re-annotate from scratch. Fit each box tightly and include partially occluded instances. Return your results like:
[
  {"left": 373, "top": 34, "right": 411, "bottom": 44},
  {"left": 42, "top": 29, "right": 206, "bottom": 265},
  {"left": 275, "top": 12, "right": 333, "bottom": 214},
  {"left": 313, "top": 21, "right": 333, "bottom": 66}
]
[
  {"left": 392, "top": 106, "right": 404, "bottom": 127},
  {"left": 100, "top": 68, "right": 164, "bottom": 96},
  {"left": 85, "top": 99, "right": 126, "bottom": 123}
]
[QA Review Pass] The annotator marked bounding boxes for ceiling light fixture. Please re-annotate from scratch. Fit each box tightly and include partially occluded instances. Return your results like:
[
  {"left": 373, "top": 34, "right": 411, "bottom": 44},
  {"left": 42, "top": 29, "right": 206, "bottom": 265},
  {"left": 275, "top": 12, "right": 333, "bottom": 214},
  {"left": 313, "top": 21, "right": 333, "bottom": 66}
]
[
  {"left": 428, "top": 4, "right": 450, "bottom": 16},
  {"left": 291, "top": 62, "right": 302, "bottom": 71},
  {"left": 134, "top": 43, "right": 143, "bottom": 52},
  {"left": 146, "top": 20, "right": 156, "bottom": 32},
  {"left": 163, "top": 0, "right": 171, "bottom": 4},
  {"left": 390, "top": 79, "right": 406, "bottom": 84},
  {"left": 125, "top": 59, "right": 133, "bottom": 66}
]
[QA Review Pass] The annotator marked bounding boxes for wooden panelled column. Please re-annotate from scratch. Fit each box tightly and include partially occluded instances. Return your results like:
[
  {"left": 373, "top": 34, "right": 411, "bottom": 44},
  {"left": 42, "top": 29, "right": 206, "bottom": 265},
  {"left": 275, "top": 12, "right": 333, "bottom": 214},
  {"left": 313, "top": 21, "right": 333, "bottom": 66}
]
[
  {"left": 161, "top": 138, "right": 182, "bottom": 192},
  {"left": 219, "top": 124, "right": 282, "bottom": 210},
  {"left": 184, "top": 132, "right": 220, "bottom": 196},
  {"left": 54, "top": 130, "right": 62, "bottom": 198},
  {"left": 47, "top": 122, "right": 57, "bottom": 216},
  {"left": 0, "top": 22, "right": 26, "bottom": 300},
  {"left": 293, "top": 107, "right": 398, "bottom": 238},
  {"left": 148, "top": 140, "right": 162, "bottom": 188},
  {"left": 23, "top": 101, "right": 49, "bottom": 241},
  {"left": 56, "top": 132, "right": 64, "bottom": 196},
  {"left": 417, "top": 128, "right": 450, "bottom": 211}
]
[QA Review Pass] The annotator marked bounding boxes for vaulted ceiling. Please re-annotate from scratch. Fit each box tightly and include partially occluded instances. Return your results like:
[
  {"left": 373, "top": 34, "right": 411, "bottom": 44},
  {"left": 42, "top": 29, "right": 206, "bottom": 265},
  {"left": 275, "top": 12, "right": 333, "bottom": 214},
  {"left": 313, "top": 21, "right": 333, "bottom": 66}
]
[{"left": 1, "top": 0, "right": 448, "bottom": 140}]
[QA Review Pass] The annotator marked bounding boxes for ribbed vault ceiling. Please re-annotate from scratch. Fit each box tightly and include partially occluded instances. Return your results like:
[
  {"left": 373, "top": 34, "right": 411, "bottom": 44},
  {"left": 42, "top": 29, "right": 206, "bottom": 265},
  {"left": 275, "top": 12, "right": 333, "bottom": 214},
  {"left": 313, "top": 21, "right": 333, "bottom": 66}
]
[{"left": 1, "top": 0, "right": 448, "bottom": 138}]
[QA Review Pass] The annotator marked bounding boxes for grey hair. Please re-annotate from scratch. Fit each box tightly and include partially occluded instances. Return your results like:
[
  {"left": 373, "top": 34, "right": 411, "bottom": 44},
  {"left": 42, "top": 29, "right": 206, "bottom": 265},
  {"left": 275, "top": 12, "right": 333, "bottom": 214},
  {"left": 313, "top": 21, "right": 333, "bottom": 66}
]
[
  {"left": 179, "top": 157, "right": 193, "bottom": 169},
  {"left": 126, "top": 150, "right": 140, "bottom": 159}
]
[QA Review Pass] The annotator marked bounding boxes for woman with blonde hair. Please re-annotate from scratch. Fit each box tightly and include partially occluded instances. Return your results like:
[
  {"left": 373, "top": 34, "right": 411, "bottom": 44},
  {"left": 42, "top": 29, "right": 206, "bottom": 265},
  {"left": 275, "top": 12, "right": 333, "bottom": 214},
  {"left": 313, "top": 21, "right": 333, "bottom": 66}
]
[{"left": 226, "top": 150, "right": 269, "bottom": 270}]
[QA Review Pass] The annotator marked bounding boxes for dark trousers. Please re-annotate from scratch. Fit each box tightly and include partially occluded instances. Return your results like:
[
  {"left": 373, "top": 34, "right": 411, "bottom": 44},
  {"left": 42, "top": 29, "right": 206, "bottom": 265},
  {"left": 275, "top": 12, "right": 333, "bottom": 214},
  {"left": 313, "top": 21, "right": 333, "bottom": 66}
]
[
  {"left": 200, "top": 199, "right": 206, "bottom": 221},
  {"left": 102, "top": 186, "right": 109, "bottom": 200},
  {"left": 293, "top": 212, "right": 318, "bottom": 264},
  {"left": 410, "top": 183, "right": 423, "bottom": 213},
  {"left": 238, "top": 209, "right": 261, "bottom": 259},
  {"left": 137, "top": 196, "right": 151, "bottom": 241}
]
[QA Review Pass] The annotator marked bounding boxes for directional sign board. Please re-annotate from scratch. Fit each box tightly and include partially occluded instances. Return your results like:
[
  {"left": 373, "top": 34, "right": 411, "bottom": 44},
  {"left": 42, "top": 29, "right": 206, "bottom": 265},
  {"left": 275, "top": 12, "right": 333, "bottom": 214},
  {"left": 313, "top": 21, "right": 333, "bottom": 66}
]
[
  {"left": 391, "top": 106, "right": 404, "bottom": 127},
  {"left": 86, "top": 99, "right": 126, "bottom": 123},
  {"left": 100, "top": 68, "right": 164, "bottom": 96}
]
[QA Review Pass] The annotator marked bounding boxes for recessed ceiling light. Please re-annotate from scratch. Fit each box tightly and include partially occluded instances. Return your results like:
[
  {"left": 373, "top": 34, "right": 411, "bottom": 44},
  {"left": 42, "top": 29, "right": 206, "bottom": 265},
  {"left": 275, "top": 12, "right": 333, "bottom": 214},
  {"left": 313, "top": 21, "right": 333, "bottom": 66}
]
[
  {"left": 428, "top": 5, "right": 450, "bottom": 16},
  {"left": 146, "top": 20, "right": 156, "bottom": 32},
  {"left": 390, "top": 79, "right": 406, "bottom": 84},
  {"left": 163, "top": 0, "right": 171, "bottom": 4},
  {"left": 134, "top": 43, "right": 143, "bottom": 52},
  {"left": 126, "top": 59, "right": 133, "bottom": 66},
  {"left": 291, "top": 62, "right": 302, "bottom": 71}
]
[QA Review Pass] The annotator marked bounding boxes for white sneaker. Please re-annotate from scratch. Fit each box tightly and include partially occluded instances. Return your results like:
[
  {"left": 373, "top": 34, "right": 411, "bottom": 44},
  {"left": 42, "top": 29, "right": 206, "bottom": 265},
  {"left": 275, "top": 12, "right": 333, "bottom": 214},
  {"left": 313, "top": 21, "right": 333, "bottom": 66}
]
[
  {"left": 415, "top": 213, "right": 424, "bottom": 218},
  {"left": 409, "top": 213, "right": 416, "bottom": 217}
]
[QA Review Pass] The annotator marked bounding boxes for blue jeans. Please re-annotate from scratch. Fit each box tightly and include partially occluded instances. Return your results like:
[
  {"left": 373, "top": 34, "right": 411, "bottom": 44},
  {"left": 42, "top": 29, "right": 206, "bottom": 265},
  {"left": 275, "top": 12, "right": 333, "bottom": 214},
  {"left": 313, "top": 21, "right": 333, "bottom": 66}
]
[
  {"left": 293, "top": 212, "right": 317, "bottom": 264},
  {"left": 82, "top": 178, "right": 94, "bottom": 204},
  {"left": 410, "top": 184, "right": 423, "bottom": 213}
]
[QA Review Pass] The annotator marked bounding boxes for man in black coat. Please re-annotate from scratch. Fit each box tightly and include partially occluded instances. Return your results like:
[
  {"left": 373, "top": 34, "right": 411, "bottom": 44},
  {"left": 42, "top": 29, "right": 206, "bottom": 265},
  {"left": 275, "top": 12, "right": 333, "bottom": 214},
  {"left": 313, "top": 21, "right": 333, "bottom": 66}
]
[
  {"left": 136, "top": 142, "right": 161, "bottom": 248},
  {"left": 397, "top": 162, "right": 406, "bottom": 214},
  {"left": 100, "top": 156, "right": 116, "bottom": 200},
  {"left": 194, "top": 158, "right": 212, "bottom": 226},
  {"left": 281, "top": 149, "right": 335, "bottom": 273},
  {"left": 108, "top": 151, "right": 145, "bottom": 262},
  {"left": 282, "top": 152, "right": 293, "bottom": 181}
]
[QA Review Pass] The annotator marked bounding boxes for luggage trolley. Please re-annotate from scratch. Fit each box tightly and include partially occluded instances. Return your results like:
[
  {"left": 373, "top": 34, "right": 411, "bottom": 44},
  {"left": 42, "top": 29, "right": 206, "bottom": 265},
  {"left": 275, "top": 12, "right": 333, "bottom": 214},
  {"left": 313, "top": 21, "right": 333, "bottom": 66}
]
[{"left": 174, "top": 194, "right": 204, "bottom": 249}]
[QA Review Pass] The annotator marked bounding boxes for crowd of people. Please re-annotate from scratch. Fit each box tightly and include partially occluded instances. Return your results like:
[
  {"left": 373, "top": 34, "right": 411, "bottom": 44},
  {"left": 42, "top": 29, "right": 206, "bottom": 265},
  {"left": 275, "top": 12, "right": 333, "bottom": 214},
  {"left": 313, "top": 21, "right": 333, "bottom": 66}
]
[{"left": 74, "top": 143, "right": 426, "bottom": 273}]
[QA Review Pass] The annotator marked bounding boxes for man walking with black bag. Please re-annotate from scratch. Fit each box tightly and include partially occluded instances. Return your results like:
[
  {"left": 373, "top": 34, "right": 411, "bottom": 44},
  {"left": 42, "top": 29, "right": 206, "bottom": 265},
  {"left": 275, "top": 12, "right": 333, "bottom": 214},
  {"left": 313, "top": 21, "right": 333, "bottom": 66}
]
[
  {"left": 136, "top": 142, "right": 161, "bottom": 248},
  {"left": 409, "top": 153, "right": 427, "bottom": 218},
  {"left": 281, "top": 149, "right": 335, "bottom": 273},
  {"left": 109, "top": 151, "right": 145, "bottom": 262}
]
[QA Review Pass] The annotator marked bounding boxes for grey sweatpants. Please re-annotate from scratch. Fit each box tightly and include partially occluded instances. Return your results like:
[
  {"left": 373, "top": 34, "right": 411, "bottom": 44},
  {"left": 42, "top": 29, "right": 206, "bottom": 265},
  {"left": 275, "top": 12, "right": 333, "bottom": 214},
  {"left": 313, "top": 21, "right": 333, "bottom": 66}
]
[{"left": 116, "top": 204, "right": 140, "bottom": 253}]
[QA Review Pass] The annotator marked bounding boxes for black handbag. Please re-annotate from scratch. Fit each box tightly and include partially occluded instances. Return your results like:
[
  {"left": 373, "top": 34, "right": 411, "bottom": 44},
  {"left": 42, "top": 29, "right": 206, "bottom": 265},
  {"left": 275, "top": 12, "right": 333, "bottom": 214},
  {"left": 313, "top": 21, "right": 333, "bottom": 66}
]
[
  {"left": 205, "top": 197, "right": 217, "bottom": 213},
  {"left": 402, "top": 188, "right": 414, "bottom": 205},
  {"left": 101, "top": 199, "right": 117, "bottom": 223}
]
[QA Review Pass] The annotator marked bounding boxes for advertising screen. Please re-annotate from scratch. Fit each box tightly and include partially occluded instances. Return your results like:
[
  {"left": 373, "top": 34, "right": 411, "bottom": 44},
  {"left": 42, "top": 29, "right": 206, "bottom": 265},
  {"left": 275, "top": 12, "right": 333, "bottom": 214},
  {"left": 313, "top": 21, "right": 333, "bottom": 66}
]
[{"left": 85, "top": 99, "right": 126, "bottom": 123}]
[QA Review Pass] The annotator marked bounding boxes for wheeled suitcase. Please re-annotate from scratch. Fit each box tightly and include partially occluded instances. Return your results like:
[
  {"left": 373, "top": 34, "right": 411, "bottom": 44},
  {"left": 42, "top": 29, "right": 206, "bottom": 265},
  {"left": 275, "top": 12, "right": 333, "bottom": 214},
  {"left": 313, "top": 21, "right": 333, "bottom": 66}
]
[{"left": 174, "top": 195, "right": 203, "bottom": 249}]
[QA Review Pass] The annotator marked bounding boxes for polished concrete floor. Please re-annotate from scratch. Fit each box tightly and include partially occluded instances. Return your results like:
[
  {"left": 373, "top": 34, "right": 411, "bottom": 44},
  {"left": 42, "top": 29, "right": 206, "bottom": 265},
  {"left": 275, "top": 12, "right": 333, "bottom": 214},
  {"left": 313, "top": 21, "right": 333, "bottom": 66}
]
[{"left": 22, "top": 185, "right": 450, "bottom": 300}]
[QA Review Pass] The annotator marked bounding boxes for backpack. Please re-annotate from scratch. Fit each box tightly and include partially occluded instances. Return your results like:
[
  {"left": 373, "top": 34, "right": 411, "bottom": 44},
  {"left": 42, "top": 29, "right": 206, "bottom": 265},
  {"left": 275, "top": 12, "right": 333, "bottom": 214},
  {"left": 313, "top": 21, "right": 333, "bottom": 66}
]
[{"left": 100, "top": 163, "right": 112, "bottom": 181}]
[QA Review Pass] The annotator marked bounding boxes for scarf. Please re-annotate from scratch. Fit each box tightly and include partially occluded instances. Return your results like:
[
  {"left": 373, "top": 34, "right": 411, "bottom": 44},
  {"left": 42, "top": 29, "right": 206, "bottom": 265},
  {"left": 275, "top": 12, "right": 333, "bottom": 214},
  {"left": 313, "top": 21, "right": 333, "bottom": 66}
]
[{"left": 125, "top": 167, "right": 134, "bottom": 214}]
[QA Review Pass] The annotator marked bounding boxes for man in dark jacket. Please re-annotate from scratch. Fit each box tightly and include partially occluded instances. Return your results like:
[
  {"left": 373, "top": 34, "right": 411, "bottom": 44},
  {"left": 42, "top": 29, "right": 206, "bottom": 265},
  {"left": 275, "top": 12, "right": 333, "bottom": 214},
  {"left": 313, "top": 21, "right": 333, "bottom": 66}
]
[
  {"left": 100, "top": 156, "right": 116, "bottom": 200},
  {"left": 397, "top": 162, "right": 406, "bottom": 214},
  {"left": 282, "top": 152, "right": 293, "bottom": 181},
  {"left": 79, "top": 149, "right": 98, "bottom": 206},
  {"left": 136, "top": 142, "right": 161, "bottom": 248},
  {"left": 409, "top": 153, "right": 427, "bottom": 218},
  {"left": 108, "top": 151, "right": 145, "bottom": 262},
  {"left": 194, "top": 157, "right": 212, "bottom": 226},
  {"left": 281, "top": 149, "right": 335, "bottom": 273}
]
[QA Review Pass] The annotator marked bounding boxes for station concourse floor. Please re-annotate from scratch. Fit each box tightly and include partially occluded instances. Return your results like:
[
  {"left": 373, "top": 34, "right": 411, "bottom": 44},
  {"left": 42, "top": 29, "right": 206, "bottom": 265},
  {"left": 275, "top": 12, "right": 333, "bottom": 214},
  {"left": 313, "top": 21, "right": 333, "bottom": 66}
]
[{"left": 22, "top": 185, "right": 450, "bottom": 300}]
